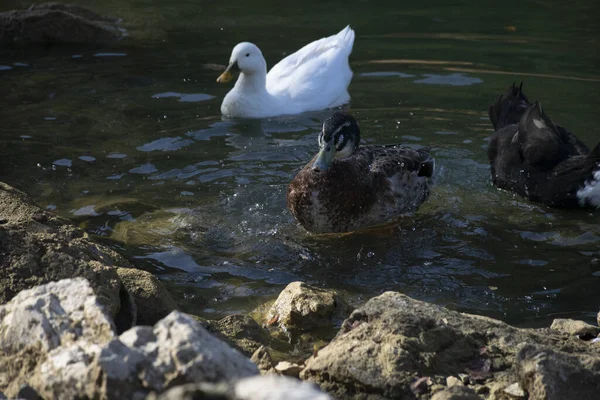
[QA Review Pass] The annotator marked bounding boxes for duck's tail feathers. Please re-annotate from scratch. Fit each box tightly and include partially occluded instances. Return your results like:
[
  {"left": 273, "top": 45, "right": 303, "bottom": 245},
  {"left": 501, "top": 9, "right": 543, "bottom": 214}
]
[
  {"left": 576, "top": 167, "right": 600, "bottom": 208},
  {"left": 575, "top": 143, "right": 600, "bottom": 208},
  {"left": 488, "top": 81, "right": 530, "bottom": 130},
  {"left": 337, "top": 25, "right": 355, "bottom": 53}
]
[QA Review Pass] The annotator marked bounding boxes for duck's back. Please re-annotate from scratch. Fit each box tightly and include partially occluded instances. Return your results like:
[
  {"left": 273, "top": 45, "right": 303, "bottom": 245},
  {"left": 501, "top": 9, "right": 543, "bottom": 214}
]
[
  {"left": 266, "top": 26, "right": 355, "bottom": 114},
  {"left": 365, "top": 146, "right": 434, "bottom": 219}
]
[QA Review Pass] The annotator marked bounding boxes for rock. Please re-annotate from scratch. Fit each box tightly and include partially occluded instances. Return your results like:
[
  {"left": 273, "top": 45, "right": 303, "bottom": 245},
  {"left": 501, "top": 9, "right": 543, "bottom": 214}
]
[
  {"left": 206, "top": 314, "right": 271, "bottom": 356},
  {"left": 300, "top": 292, "right": 598, "bottom": 400},
  {"left": 250, "top": 346, "right": 275, "bottom": 374},
  {"left": 266, "top": 282, "right": 348, "bottom": 333},
  {"left": 0, "top": 278, "right": 116, "bottom": 397},
  {"left": 431, "top": 385, "right": 481, "bottom": 400},
  {"left": 149, "top": 375, "right": 331, "bottom": 400},
  {"left": 503, "top": 382, "right": 525, "bottom": 398},
  {"left": 446, "top": 376, "right": 463, "bottom": 388},
  {"left": 234, "top": 375, "right": 331, "bottom": 400},
  {"left": 410, "top": 376, "right": 432, "bottom": 395},
  {"left": 0, "top": 181, "right": 177, "bottom": 329},
  {"left": 597, "top": 311, "right": 599, "bottom": 327},
  {"left": 274, "top": 361, "right": 304, "bottom": 378},
  {"left": 550, "top": 318, "right": 600, "bottom": 337},
  {"left": 147, "top": 382, "right": 231, "bottom": 400},
  {"left": 35, "top": 311, "right": 259, "bottom": 399},
  {"left": 458, "top": 373, "right": 471, "bottom": 384},
  {"left": 116, "top": 267, "right": 178, "bottom": 326},
  {"left": 516, "top": 344, "right": 600, "bottom": 400},
  {"left": 0, "top": 182, "right": 133, "bottom": 326},
  {"left": 0, "top": 3, "right": 122, "bottom": 46},
  {"left": 111, "top": 209, "right": 187, "bottom": 247}
]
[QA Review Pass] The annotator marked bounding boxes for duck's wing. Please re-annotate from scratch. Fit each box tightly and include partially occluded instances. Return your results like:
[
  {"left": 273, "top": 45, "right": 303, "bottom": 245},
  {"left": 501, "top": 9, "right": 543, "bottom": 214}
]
[
  {"left": 515, "top": 102, "right": 574, "bottom": 170},
  {"left": 516, "top": 102, "right": 591, "bottom": 170},
  {"left": 266, "top": 26, "right": 354, "bottom": 108},
  {"left": 366, "top": 146, "right": 435, "bottom": 179},
  {"left": 488, "top": 82, "right": 531, "bottom": 130}
]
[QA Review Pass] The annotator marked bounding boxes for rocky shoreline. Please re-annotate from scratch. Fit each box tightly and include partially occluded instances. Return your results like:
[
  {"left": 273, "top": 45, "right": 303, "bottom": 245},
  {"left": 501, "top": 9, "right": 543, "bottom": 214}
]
[{"left": 1, "top": 181, "right": 599, "bottom": 400}]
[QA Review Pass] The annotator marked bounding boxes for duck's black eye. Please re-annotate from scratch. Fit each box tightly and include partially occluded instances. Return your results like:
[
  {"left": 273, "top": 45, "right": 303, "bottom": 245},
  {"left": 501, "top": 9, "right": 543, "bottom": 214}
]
[{"left": 245, "top": 53, "right": 250, "bottom": 57}]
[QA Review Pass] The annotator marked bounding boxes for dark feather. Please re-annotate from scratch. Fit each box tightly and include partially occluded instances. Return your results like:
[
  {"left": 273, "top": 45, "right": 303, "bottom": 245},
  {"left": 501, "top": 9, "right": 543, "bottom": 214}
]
[
  {"left": 288, "top": 145, "right": 434, "bottom": 233},
  {"left": 488, "top": 88, "right": 599, "bottom": 208},
  {"left": 488, "top": 82, "right": 530, "bottom": 130}
]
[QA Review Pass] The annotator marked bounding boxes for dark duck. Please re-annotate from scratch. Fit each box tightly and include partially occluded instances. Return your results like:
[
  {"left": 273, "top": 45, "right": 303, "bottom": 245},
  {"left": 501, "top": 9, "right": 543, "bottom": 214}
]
[
  {"left": 287, "top": 112, "right": 435, "bottom": 233},
  {"left": 488, "top": 83, "right": 600, "bottom": 208}
]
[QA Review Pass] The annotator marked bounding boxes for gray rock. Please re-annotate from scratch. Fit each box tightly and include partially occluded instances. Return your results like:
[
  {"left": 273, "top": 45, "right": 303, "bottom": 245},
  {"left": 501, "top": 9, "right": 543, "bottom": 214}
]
[
  {"left": 0, "top": 182, "right": 132, "bottom": 326},
  {"left": 149, "top": 376, "right": 331, "bottom": 400},
  {"left": 516, "top": 344, "right": 600, "bottom": 400},
  {"left": 266, "top": 282, "right": 348, "bottom": 333},
  {"left": 446, "top": 376, "right": 463, "bottom": 388},
  {"left": 147, "top": 382, "right": 231, "bottom": 400},
  {"left": 300, "top": 291, "right": 598, "bottom": 400},
  {"left": 0, "top": 3, "right": 122, "bottom": 46},
  {"left": 250, "top": 345, "right": 276, "bottom": 375},
  {"left": 234, "top": 375, "right": 331, "bottom": 400},
  {"left": 116, "top": 267, "right": 178, "bottom": 326},
  {"left": 274, "top": 361, "right": 303, "bottom": 378},
  {"left": 550, "top": 318, "right": 600, "bottom": 337},
  {"left": 0, "top": 278, "right": 116, "bottom": 397},
  {"left": 431, "top": 385, "right": 481, "bottom": 400},
  {"left": 503, "top": 382, "right": 525, "bottom": 398},
  {"left": 35, "top": 311, "right": 259, "bottom": 399},
  {"left": 0, "top": 181, "right": 175, "bottom": 330},
  {"left": 206, "top": 314, "right": 271, "bottom": 356}
]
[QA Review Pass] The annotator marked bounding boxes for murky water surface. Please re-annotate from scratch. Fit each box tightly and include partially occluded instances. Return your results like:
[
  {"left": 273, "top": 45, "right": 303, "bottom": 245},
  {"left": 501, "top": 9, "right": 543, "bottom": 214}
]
[{"left": 1, "top": 0, "right": 599, "bottom": 327}]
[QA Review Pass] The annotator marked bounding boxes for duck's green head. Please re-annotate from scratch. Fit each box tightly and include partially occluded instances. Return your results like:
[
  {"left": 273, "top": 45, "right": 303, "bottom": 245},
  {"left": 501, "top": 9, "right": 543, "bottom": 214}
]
[{"left": 312, "top": 112, "right": 360, "bottom": 172}]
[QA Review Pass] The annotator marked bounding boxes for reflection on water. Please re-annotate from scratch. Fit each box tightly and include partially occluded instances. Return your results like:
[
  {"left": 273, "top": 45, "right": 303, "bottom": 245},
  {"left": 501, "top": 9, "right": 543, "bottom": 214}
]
[
  {"left": 0, "top": 0, "right": 599, "bottom": 328},
  {"left": 152, "top": 92, "right": 215, "bottom": 103},
  {"left": 414, "top": 73, "right": 483, "bottom": 86}
]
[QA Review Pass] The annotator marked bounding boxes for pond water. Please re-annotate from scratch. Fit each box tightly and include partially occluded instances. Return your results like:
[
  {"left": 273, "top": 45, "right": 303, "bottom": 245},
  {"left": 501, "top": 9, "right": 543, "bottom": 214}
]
[{"left": 1, "top": 0, "right": 599, "bottom": 328}]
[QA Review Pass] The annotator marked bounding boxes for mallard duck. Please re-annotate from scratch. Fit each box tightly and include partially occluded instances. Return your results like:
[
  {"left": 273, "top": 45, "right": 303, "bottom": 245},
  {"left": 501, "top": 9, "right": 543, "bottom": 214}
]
[
  {"left": 488, "top": 83, "right": 600, "bottom": 208},
  {"left": 287, "top": 112, "right": 435, "bottom": 233},
  {"left": 216, "top": 26, "right": 354, "bottom": 118}
]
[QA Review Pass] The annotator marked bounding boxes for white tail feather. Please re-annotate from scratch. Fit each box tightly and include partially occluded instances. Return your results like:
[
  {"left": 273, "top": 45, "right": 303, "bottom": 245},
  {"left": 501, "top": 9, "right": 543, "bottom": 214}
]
[{"left": 577, "top": 165, "right": 600, "bottom": 208}]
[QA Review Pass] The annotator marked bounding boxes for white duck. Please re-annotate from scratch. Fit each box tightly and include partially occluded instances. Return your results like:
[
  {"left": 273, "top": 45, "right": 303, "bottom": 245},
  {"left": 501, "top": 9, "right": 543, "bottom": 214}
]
[{"left": 216, "top": 26, "right": 355, "bottom": 118}]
